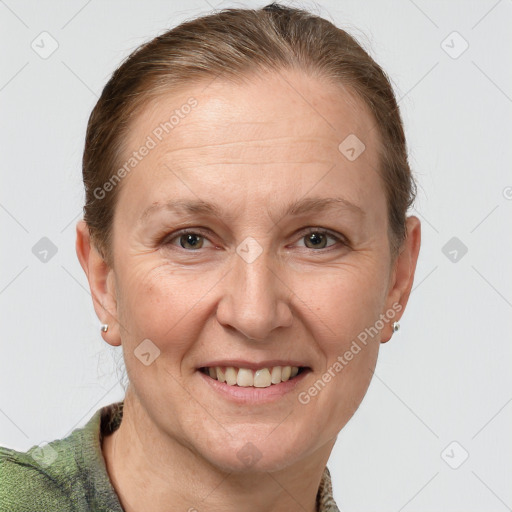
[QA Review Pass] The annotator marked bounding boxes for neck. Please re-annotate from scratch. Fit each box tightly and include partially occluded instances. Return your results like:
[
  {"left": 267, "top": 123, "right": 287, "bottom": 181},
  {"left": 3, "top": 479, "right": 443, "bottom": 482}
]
[{"left": 102, "top": 388, "right": 334, "bottom": 512}]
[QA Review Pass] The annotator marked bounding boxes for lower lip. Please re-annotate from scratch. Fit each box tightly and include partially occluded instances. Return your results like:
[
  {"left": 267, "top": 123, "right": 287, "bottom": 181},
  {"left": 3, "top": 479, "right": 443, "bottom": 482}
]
[{"left": 197, "top": 369, "right": 310, "bottom": 405}]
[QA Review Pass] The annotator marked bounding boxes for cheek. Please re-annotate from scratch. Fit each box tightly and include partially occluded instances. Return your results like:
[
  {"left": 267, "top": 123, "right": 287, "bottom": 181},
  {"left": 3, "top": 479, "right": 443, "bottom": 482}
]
[
  {"left": 115, "top": 260, "right": 219, "bottom": 354},
  {"left": 297, "top": 258, "right": 389, "bottom": 349},
  {"left": 291, "top": 257, "right": 386, "bottom": 415},
  {"left": 295, "top": 268, "right": 383, "bottom": 430}
]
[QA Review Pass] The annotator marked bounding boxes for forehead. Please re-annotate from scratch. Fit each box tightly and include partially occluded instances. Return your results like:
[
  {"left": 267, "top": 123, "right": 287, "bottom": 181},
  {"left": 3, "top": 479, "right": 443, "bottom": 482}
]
[
  {"left": 125, "top": 68, "right": 379, "bottom": 161},
  {"left": 116, "top": 68, "right": 384, "bottom": 221}
]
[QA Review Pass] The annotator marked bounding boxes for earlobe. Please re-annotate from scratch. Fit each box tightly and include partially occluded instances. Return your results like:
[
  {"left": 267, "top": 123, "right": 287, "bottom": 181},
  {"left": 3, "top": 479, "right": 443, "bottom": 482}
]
[
  {"left": 381, "top": 216, "right": 421, "bottom": 343},
  {"left": 75, "top": 220, "right": 121, "bottom": 347}
]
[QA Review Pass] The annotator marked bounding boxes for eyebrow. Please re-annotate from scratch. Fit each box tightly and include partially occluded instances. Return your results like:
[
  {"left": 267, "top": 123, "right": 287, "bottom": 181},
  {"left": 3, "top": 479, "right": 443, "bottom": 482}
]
[{"left": 139, "top": 196, "right": 365, "bottom": 224}]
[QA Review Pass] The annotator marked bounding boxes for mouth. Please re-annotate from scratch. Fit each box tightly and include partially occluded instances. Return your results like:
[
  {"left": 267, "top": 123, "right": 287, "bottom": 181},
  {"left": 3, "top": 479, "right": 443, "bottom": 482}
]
[{"left": 198, "top": 365, "right": 310, "bottom": 388}]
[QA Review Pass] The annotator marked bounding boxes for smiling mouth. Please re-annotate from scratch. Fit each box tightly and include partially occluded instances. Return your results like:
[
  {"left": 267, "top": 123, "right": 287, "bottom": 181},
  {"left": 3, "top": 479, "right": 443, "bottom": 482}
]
[{"left": 199, "top": 365, "right": 310, "bottom": 388}]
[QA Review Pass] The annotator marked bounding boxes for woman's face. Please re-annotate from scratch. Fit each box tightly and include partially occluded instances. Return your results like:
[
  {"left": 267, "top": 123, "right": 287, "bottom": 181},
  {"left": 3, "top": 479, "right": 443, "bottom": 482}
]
[{"left": 97, "top": 69, "right": 413, "bottom": 472}]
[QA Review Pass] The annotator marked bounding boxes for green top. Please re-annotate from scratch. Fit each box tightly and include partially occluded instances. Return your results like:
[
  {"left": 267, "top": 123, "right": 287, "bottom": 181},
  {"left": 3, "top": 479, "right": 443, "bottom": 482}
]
[{"left": 0, "top": 401, "right": 340, "bottom": 511}]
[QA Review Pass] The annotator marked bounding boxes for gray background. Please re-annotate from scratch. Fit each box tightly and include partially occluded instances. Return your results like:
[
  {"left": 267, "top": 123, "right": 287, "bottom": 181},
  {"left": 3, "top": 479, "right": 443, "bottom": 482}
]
[{"left": 1, "top": 0, "right": 511, "bottom": 510}]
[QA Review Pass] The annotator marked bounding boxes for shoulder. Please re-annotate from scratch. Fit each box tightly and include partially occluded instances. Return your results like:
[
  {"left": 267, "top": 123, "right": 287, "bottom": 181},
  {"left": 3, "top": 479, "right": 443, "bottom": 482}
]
[
  {"left": 0, "top": 444, "right": 76, "bottom": 511},
  {"left": 0, "top": 401, "right": 125, "bottom": 512}
]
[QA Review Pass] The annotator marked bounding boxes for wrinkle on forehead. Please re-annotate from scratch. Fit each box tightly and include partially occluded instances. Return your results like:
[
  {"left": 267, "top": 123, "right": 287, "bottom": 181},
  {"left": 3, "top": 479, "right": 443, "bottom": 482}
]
[{"left": 120, "top": 68, "right": 379, "bottom": 166}]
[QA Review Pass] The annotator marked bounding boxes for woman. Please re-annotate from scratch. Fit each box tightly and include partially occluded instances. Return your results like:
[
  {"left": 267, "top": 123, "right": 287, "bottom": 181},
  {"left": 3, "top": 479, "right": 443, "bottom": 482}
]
[{"left": 0, "top": 3, "right": 420, "bottom": 511}]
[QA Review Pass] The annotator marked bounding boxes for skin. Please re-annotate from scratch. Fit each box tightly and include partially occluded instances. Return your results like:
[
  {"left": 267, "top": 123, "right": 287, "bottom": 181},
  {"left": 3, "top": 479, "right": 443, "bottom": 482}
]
[{"left": 76, "top": 68, "right": 421, "bottom": 512}]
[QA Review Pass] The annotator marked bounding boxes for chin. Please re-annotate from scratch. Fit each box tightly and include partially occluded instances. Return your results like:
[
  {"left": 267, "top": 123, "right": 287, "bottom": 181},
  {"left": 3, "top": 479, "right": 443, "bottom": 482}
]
[{"left": 195, "top": 428, "right": 312, "bottom": 474}]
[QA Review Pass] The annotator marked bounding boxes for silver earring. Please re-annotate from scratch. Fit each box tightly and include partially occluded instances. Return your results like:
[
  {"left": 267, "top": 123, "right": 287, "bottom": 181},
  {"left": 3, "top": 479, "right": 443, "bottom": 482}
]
[
  {"left": 392, "top": 321, "right": 400, "bottom": 333},
  {"left": 100, "top": 324, "right": 109, "bottom": 333}
]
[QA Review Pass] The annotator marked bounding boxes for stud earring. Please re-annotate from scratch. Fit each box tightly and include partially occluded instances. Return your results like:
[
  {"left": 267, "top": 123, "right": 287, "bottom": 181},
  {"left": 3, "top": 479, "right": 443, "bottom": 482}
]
[
  {"left": 100, "top": 324, "right": 109, "bottom": 333},
  {"left": 392, "top": 321, "right": 400, "bottom": 333}
]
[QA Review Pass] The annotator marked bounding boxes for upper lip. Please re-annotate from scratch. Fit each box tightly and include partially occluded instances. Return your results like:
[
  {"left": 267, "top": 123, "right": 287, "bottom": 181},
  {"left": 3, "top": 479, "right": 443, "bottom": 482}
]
[{"left": 197, "top": 359, "right": 310, "bottom": 371}]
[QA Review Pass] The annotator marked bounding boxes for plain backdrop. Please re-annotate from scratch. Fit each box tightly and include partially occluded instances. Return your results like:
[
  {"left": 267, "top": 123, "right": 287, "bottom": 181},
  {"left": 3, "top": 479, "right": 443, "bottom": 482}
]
[{"left": 1, "top": 0, "right": 511, "bottom": 510}]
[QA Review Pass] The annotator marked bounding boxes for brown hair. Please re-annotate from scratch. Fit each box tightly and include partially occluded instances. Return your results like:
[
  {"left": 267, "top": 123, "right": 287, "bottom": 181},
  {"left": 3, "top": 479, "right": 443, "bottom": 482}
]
[{"left": 82, "top": 2, "right": 416, "bottom": 265}]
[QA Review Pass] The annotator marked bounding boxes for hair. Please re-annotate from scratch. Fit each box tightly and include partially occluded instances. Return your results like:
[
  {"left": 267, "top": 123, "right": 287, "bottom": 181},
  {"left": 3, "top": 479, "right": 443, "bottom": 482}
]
[{"left": 82, "top": 2, "right": 416, "bottom": 265}]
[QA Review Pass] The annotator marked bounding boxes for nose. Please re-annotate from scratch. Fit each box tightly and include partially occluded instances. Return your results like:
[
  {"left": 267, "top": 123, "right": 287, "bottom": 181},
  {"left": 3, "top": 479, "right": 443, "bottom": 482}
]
[{"left": 216, "top": 247, "right": 293, "bottom": 341}]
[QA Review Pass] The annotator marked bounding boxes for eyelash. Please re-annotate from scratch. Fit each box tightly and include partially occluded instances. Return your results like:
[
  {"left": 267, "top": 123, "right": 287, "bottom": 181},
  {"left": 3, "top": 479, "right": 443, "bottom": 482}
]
[{"left": 161, "top": 227, "right": 348, "bottom": 252}]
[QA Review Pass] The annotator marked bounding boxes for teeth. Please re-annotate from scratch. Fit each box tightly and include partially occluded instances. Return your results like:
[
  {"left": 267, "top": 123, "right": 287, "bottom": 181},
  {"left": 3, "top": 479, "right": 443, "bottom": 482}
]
[
  {"left": 253, "top": 368, "right": 271, "bottom": 388},
  {"left": 217, "top": 367, "right": 226, "bottom": 383},
  {"left": 237, "top": 368, "right": 253, "bottom": 387},
  {"left": 271, "top": 366, "right": 282, "bottom": 384},
  {"left": 203, "top": 365, "right": 303, "bottom": 388},
  {"left": 225, "top": 367, "right": 237, "bottom": 386}
]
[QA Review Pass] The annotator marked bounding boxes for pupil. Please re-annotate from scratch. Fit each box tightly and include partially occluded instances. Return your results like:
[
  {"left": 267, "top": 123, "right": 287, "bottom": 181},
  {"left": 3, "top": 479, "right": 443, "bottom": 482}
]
[
  {"left": 182, "top": 234, "right": 202, "bottom": 249},
  {"left": 307, "top": 233, "right": 325, "bottom": 248}
]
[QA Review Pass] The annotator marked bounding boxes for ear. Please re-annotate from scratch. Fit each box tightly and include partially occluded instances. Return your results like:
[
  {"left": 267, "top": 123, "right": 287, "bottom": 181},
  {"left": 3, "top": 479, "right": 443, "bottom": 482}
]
[
  {"left": 75, "top": 220, "right": 121, "bottom": 347},
  {"left": 381, "top": 216, "right": 421, "bottom": 343}
]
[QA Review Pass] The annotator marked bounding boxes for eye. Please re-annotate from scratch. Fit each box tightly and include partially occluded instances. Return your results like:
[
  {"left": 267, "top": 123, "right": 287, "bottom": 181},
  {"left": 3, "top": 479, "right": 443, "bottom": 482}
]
[
  {"left": 296, "top": 228, "right": 345, "bottom": 250},
  {"left": 165, "top": 229, "right": 214, "bottom": 250},
  {"left": 160, "top": 227, "right": 347, "bottom": 252}
]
